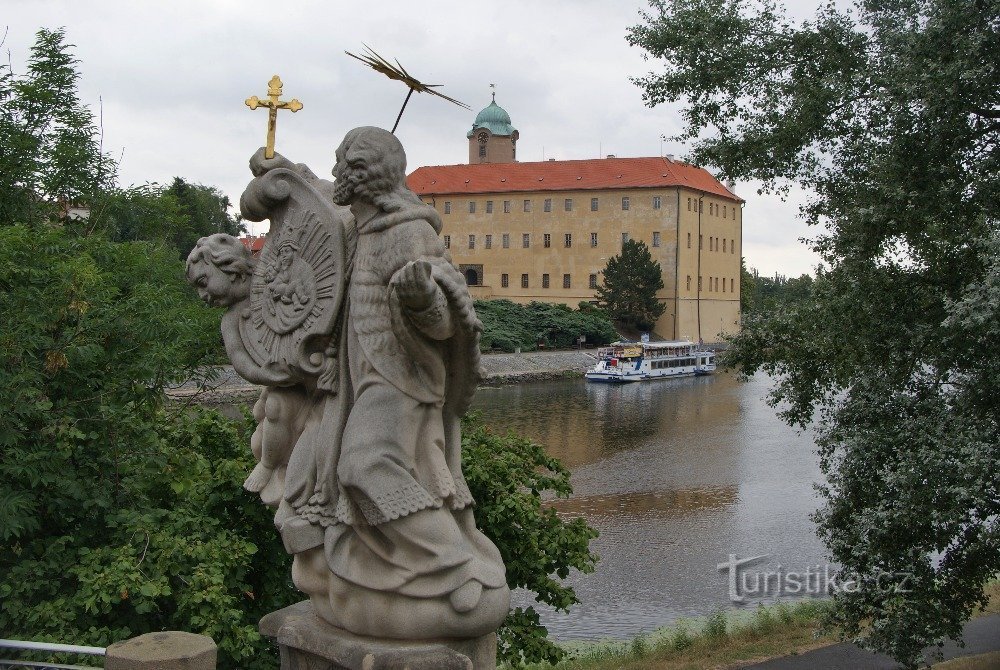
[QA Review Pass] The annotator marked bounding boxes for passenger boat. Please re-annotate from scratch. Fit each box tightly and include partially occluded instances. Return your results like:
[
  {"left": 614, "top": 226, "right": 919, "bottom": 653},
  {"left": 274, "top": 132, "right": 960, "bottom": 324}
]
[{"left": 585, "top": 340, "right": 716, "bottom": 383}]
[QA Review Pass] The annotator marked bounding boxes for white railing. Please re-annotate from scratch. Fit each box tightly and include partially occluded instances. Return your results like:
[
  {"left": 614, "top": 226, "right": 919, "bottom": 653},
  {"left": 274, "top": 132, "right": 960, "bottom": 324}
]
[{"left": 0, "top": 640, "right": 105, "bottom": 670}]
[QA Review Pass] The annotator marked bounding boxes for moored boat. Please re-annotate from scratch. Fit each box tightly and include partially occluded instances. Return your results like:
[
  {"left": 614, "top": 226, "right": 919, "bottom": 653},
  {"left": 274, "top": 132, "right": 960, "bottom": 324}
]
[{"left": 585, "top": 340, "right": 716, "bottom": 383}]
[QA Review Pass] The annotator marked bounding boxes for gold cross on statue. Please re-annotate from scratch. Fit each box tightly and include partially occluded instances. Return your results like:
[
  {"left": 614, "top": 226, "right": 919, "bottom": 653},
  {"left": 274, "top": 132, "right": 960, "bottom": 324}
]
[{"left": 245, "top": 75, "right": 303, "bottom": 159}]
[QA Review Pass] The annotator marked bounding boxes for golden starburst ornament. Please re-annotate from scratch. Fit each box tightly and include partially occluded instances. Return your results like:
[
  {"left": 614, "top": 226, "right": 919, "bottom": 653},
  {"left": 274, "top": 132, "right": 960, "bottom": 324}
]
[{"left": 345, "top": 44, "right": 470, "bottom": 133}]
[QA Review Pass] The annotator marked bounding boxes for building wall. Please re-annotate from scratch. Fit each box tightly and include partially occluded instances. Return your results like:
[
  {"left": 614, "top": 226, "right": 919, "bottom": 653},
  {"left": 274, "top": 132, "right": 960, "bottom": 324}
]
[{"left": 422, "top": 186, "right": 741, "bottom": 343}]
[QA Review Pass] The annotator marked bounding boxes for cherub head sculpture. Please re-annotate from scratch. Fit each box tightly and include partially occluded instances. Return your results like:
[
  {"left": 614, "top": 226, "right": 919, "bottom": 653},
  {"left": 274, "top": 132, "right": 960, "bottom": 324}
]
[
  {"left": 331, "top": 126, "right": 425, "bottom": 213},
  {"left": 186, "top": 233, "right": 255, "bottom": 307}
]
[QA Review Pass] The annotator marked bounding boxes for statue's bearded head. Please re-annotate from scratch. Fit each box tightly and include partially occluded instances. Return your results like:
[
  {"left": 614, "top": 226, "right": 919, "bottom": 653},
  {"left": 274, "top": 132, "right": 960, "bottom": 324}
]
[{"left": 331, "top": 127, "right": 422, "bottom": 213}]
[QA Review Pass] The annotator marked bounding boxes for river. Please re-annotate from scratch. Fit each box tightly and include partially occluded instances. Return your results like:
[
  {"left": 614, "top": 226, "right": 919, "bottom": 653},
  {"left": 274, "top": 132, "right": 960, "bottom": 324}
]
[{"left": 471, "top": 372, "right": 828, "bottom": 640}]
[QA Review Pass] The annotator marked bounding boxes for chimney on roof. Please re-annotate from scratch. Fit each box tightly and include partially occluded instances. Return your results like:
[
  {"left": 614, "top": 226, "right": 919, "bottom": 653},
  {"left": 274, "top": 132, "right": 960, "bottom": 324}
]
[
  {"left": 548, "top": 158, "right": 555, "bottom": 161},
  {"left": 606, "top": 154, "right": 616, "bottom": 159},
  {"left": 666, "top": 154, "right": 675, "bottom": 161}
]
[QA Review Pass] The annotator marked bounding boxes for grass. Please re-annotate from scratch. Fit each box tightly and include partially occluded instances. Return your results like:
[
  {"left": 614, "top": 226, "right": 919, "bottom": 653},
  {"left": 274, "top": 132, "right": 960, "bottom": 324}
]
[
  {"left": 516, "top": 582, "right": 1000, "bottom": 670},
  {"left": 517, "top": 599, "right": 836, "bottom": 670}
]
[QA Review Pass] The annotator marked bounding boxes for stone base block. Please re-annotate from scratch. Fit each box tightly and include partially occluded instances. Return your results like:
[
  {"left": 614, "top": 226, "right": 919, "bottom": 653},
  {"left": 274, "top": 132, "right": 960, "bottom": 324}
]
[
  {"left": 105, "top": 631, "right": 217, "bottom": 669},
  {"left": 260, "top": 601, "right": 497, "bottom": 670}
]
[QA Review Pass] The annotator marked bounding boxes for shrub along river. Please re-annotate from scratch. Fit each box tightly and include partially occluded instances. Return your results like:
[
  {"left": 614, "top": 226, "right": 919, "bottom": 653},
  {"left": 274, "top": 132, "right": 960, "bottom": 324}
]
[{"left": 471, "top": 372, "right": 828, "bottom": 640}]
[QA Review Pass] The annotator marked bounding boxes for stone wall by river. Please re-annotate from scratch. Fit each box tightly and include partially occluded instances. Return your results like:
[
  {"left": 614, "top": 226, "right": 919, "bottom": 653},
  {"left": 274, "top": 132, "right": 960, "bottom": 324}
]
[{"left": 167, "top": 350, "right": 599, "bottom": 403}]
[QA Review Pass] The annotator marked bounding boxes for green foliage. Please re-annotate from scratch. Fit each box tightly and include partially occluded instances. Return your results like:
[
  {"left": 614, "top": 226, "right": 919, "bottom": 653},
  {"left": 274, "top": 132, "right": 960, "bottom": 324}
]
[
  {"left": 595, "top": 239, "right": 666, "bottom": 331},
  {"left": 0, "top": 28, "right": 115, "bottom": 226},
  {"left": 0, "top": 225, "right": 296, "bottom": 668},
  {"left": 742, "top": 265, "right": 814, "bottom": 314},
  {"left": 91, "top": 178, "right": 244, "bottom": 259},
  {"left": 463, "top": 414, "right": 599, "bottom": 666},
  {"left": 475, "top": 299, "right": 618, "bottom": 352},
  {"left": 630, "top": 0, "right": 1000, "bottom": 666}
]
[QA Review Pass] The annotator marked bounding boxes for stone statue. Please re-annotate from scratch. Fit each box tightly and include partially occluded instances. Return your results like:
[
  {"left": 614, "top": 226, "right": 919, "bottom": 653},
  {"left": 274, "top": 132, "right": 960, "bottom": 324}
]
[{"left": 186, "top": 127, "right": 509, "bottom": 655}]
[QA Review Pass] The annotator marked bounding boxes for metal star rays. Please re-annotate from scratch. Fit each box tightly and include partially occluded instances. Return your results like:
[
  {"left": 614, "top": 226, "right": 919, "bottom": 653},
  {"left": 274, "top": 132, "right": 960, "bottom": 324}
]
[{"left": 345, "top": 44, "right": 470, "bottom": 133}]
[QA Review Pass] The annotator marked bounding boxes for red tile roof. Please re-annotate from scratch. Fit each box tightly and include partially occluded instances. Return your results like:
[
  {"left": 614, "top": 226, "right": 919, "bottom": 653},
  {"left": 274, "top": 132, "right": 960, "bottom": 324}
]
[
  {"left": 240, "top": 235, "right": 267, "bottom": 256},
  {"left": 407, "top": 157, "right": 743, "bottom": 202}
]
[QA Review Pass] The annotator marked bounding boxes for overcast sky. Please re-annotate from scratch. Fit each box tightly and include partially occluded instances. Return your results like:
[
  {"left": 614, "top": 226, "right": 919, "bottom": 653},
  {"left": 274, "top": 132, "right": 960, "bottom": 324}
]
[{"left": 6, "top": 0, "right": 825, "bottom": 277}]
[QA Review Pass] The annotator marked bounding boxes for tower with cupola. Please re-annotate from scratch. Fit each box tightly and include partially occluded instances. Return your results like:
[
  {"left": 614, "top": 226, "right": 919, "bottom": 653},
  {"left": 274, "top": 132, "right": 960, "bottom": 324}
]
[{"left": 467, "top": 94, "right": 519, "bottom": 164}]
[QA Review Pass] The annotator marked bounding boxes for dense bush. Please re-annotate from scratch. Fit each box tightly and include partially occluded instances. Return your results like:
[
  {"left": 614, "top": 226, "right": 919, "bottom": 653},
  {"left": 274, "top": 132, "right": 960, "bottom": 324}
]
[{"left": 476, "top": 299, "right": 618, "bottom": 352}]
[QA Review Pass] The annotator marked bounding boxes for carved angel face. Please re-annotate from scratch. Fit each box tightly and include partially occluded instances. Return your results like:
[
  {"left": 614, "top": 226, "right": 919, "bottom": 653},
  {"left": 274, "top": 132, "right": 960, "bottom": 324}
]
[
  {"left": 185, "top": 234, "right": 253, "bottom": 308},
  {"left": 190, "top": 259, "right": 244, "bottom": 307}
]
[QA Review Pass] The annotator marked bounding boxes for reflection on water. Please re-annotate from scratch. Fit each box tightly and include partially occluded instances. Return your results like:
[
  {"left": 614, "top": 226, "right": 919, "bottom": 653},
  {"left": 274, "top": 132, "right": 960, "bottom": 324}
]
[
  {"left": 472, "top": 372, "right": 827, "bottom": 640},
  {"left": 548, "top": 486, "right": 738, "bottom": 521}
]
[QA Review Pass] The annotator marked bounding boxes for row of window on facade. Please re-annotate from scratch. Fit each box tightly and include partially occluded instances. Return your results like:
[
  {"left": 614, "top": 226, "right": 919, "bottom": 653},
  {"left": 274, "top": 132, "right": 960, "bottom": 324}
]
[
  {"left": 493, "top": 273, "right": 601, "bottom": 289},
  {"left": 443, "top": 195, "right": 665, "bottom": 215},
  {"left": 687, "top": 197, "right": 737, "bottom": 220},
  {"left": 444, "top": 231, "right": 663, "bottom": 250},
  {"left": 686, "top": 275, "right": 736, "bottom": 293},
  {"left": 688, "top": 233, "right": 737, "bottom": 253}
]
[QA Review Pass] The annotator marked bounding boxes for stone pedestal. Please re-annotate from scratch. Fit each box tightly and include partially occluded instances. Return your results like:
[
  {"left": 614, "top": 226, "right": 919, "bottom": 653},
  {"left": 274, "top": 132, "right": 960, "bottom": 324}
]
[
  {"left": 105, "top": 632, "right": 217, "bottom": 670},
  {"left": 260, "top": 602, "right": 497, "bottom": 670}
]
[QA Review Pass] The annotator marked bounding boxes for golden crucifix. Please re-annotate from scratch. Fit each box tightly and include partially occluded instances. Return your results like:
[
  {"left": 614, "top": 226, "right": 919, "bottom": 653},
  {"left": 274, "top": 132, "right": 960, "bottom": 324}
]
[{"left": 245, "top": 75, "right": 303, "bottom": 159}]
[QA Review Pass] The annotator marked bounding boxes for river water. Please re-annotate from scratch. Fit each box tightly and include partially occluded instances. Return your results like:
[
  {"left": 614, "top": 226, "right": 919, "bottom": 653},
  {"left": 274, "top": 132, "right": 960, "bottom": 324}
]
[{"left": 471, "top": 372, "right": 828, "bottom": 640}]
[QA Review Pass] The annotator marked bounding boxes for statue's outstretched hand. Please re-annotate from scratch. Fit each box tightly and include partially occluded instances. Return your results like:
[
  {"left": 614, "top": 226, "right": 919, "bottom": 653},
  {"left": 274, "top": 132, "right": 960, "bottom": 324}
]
[
  {"left": 393, "top": 260, "right": 438, "bottom": 312},
  {"left": 249, "top": 147, "right": 297, "bottom": 177}
]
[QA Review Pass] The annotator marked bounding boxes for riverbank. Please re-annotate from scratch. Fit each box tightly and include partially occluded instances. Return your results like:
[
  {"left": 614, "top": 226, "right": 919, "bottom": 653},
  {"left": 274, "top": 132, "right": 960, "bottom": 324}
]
[
  {"left": 523, "top": 582, "right": 1000, "bottom": 670},
  {"left": 166, "top": 349, "right": 599, "bottom": 404}
]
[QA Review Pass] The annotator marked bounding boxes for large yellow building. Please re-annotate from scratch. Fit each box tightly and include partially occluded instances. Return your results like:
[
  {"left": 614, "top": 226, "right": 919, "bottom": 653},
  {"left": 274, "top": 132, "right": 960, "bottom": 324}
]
[{"left": 406, "top": 99, "right": 743, "bottom": 343}]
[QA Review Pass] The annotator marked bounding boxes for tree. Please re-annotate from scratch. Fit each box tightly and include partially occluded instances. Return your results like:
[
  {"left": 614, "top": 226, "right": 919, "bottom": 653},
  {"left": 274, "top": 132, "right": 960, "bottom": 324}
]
[
  {"left": 629, "top": 0, "right": 1000, "bottom": 666},
  {"left": 91, "top": 178, "right": 245, "bottom": 259},
  {"left": 0, "top": 28, "right": 115, "bottom": 226},
  {"left": 596, "top": 239, "right": 666, "bottom": 331}
]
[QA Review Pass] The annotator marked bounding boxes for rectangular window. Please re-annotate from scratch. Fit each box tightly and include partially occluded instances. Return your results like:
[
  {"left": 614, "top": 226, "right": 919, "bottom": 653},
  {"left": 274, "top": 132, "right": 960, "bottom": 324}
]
[
  {"left": 542, "top": 273, "right": 550, "bottom": 289},
  {"left": 622, "top": 196, "right": 630, "bottom": 211},
  {"left": 522, "top": 233, "right": 530, "bottom": 248},
  {"left": 652, "top": 231, "right": 661, "bottom": 247},
  {"left": 468, "top": 234, "right": 475, "bottom": 249},
  {"left": 699, "top": 234, "right": 703, "bottom": 250},
  {"left": 521, "top": 273, "right": 529, "bottom": 288},
  {"left": 590, "top": 232, "right": 598, "bottom": 247},
  {"left": 698, "top": 276, "right": 702, "bottom": 291},
  {"left": 479, "top": 145, "right": 486, "bottom": 157},
  {"left": 723, "top": 205, "right": 727, "bottom": 219},
  {"left": 524, "top": 199, "right": 531, "bottom": 212},
  {"left": 565, "top": 233, "right": 572, "bottom": 248},
  {"left": 589, "top": 273, "right": 598, "bottom": 289},
  {"left": 622, "top": 232, "right": 629, "bottom": 246},
  {"left": 591, "top": 197, "right": 599, "bottom": 212},
  {"left": 444, "top": 201, "right": 451, "bottom": 214},
  {"left": 653, "top": 196, "right": 661, "bottom": 210},
  {"left": 687, "top": 197, "right": 692, "bottom": 211},
  {"left": 563, "top": 273, "right": 571, "bottom": 289},
  {"left": 544, "top": 198, "right": 552, "bottom": 212},
  {"left": 486, "top": 200, "right": 494, "bottom": 214},
  {"left": 485, "top": 234, "right": 492, "bottom": 249},
  {"left": 687, "top": 232, "right": 691, "bottom": 248},
  {"left": 503, "top": 200, "right": 511, "bottom": 214},
  {"left": 544, "top": 233, "right": 551, "bottom": 248},
  {"left": 723, "top": 238, "right": 727, "bottom": 253},
  {"left": 564, "top": 198, "right": 573, "bottom": 212},
  {"left": 501, "top": 273, "right": 509, "bottom": 288},
  {"left": 469, "top": 201, "right": 476, "bottom": 214},
  {"left": 502, "top": 233, "right": 510, "bottom": 249},
  {"left": 686, "top": 275, "right": 691, "bottom": 291},
  {"left": 443, "top": 235, "right": 450, "bottom": 249},
  {"left": 699, "top": 200, "right": 703, "bottom": 213}
]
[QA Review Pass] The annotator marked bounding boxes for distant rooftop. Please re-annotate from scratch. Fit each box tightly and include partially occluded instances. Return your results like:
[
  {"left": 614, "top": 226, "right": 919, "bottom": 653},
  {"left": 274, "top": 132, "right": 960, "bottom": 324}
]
[{"left": 407, "top": 156, "right": 742, "bottom": 202}]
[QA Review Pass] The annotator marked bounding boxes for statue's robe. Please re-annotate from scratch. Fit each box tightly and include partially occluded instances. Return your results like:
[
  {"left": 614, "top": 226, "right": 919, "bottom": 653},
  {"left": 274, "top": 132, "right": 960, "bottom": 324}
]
[{"left": 283, "top": 201, "right": 505, "bottom": 600}]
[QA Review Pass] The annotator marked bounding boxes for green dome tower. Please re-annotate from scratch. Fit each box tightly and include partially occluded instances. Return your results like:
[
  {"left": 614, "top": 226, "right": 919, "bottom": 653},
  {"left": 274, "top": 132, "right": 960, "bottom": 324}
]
[{"left": 467, "top": 94, "right": 519, "bottom": 164}]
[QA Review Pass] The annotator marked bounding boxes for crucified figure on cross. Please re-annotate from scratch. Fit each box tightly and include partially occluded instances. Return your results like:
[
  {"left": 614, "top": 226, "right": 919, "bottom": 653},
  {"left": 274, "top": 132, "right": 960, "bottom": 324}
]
[{"left": 245, "top": 75, "right": 303, "bottom": 159}]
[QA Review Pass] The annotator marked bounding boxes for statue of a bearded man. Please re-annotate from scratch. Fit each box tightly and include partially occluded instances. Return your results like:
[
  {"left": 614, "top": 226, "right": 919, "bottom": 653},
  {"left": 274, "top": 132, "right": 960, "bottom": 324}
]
[{"left": 190, "top": 127, "right": 509, "bottom": 645}]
